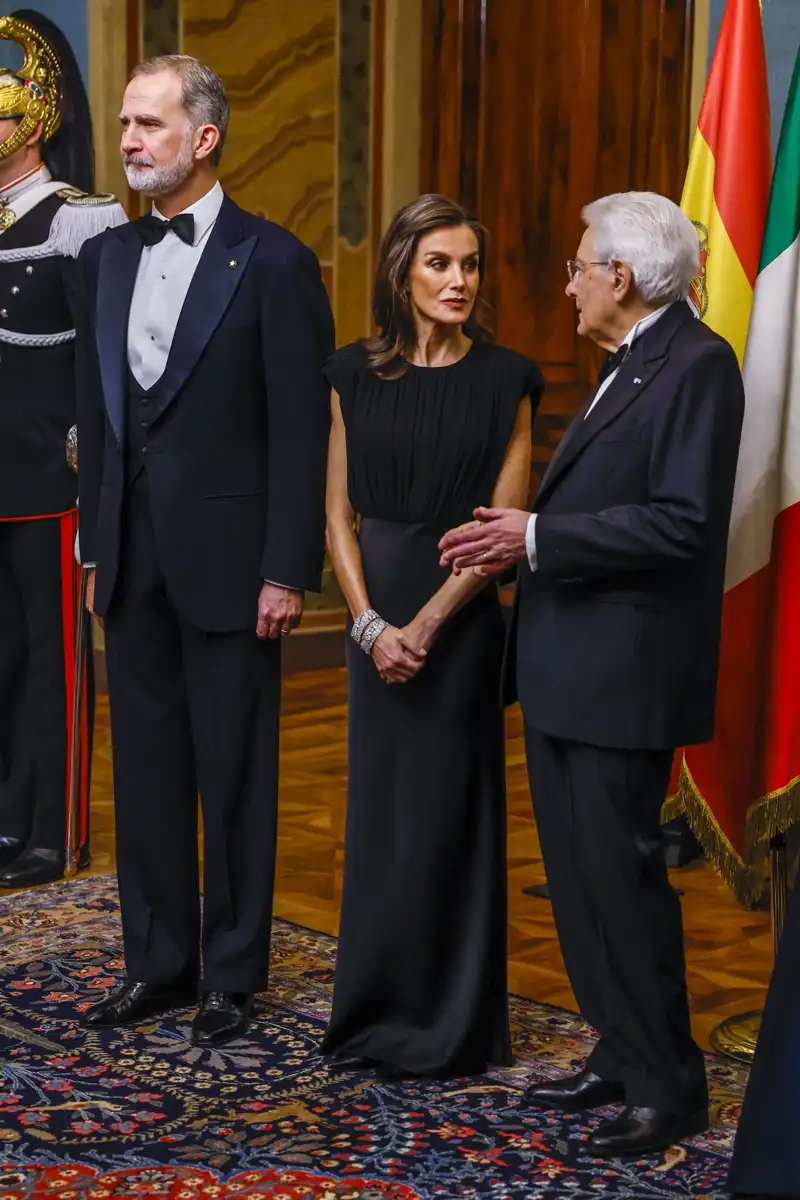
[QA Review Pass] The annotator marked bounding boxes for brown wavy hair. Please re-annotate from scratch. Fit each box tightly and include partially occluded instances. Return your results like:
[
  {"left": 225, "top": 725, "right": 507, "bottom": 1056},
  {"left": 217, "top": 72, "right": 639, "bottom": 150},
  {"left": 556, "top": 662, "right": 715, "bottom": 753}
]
[{"left": 364, "top": 194, "right": 491, "bottom": 379}]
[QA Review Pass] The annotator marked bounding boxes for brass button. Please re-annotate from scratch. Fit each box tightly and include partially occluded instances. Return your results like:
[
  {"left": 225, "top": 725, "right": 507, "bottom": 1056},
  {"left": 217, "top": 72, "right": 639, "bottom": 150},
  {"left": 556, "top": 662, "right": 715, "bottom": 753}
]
[
  {"left": 10, "top": 286, "right": 19, "bottom": 295},
  {"left": 25, "top": 265, "right": 33, "bottom": 275},
  {"left": 229, "top": 259, "right": 238, "bottom": 268},
  {"left": 0, "top": 309, "right": 7, "bottom": 318}
]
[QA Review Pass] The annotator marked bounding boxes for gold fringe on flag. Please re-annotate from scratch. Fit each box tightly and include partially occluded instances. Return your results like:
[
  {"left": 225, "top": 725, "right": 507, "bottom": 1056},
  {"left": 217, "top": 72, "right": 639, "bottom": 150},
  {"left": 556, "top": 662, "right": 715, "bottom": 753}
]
[{"left": 662, "top": 755, "right": 800, "bottom": 904}]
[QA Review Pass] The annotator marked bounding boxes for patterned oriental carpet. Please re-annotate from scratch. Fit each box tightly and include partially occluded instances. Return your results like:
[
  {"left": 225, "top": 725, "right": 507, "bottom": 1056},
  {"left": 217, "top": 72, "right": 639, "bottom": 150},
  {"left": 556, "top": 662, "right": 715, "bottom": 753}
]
[{"left": 0, "top": 878, "right": 746, "bottom": 1199}]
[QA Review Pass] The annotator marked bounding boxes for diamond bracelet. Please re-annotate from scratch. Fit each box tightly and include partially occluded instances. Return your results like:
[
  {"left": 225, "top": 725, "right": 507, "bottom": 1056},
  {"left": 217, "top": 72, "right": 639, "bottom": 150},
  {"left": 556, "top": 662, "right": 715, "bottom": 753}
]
[
  {"left": 351, "top": 608, "right": 379, "bottom": 644},
  {"left": 351, "top": 608, "right": 389, "bottom": 656},
  {"left": 359, "top": 617, "right": 387, "bottom": 655}
]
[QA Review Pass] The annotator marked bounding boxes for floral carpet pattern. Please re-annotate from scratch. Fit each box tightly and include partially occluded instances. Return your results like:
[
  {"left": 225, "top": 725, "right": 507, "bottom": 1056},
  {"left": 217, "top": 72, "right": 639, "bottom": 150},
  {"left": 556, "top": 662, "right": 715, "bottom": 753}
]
[{"left": 0, "top": 878, "right": 747, "bottom": 1198}]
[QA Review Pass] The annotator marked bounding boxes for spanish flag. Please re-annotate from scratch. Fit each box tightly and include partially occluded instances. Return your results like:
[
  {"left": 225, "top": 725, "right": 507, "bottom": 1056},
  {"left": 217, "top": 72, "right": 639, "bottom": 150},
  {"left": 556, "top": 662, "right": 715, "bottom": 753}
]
[
  {"left": 665, "top": 0, "right": 772, "bottom": 899},
  {"left": 679, "top": 0, "right": 770, "bottom": 361}
]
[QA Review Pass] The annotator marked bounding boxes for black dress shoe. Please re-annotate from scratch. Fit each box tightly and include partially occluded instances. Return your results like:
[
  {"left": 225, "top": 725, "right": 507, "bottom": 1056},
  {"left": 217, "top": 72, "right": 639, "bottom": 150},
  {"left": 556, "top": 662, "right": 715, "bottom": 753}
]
[
  {"left": 82, "top": 979, "right": 198, "bottom": 1028},
  {"left": 587, "top": 1104, "right": 710, "bottom": 1158},
  {"left": 374, "top": 1061, "right": 417, "bottom": 1081},
  {"left": 0, "top": 846, "right": 65, "bottom": 887},
  {"left": 0, "top": 843, "right": 90, "bottom": 887},
  {"left": 0, "top": 836, "right": 23, "bottom": 870},
  {"left": 191, "top": 991, "right": 253, "bottom": 1046},
  {"left": 326, "top": 1054, "right": 376, "bottom": 1074},
  {"left": 525, "top": 1069, "right": 626, "bottom": 1112}
]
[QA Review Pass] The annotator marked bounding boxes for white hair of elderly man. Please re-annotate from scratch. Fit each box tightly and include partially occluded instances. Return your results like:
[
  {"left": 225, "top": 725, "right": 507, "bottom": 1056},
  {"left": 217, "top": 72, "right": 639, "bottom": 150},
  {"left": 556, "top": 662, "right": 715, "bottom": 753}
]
[{"left": 582, "top": 191, "right": 700, "bottom": 307}]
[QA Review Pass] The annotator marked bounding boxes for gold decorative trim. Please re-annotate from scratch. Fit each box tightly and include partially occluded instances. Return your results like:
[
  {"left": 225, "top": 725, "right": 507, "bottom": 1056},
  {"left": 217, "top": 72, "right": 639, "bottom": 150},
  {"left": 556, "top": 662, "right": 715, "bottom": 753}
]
[
  {"left": 56, "top": 187, "right": 119, "bottom": 206},
  {"left": 662, "top": 754, "right": 800, "bottom": 903},
  {"left": 0, "top": 15, "right": 62, "bottom": 160}
]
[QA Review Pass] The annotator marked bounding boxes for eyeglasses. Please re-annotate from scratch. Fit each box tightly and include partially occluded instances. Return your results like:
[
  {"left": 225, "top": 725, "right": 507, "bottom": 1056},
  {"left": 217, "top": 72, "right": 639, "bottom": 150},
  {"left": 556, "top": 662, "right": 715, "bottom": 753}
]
[{"left": 566, "top": 259, "right": 611, "bottom": 282}]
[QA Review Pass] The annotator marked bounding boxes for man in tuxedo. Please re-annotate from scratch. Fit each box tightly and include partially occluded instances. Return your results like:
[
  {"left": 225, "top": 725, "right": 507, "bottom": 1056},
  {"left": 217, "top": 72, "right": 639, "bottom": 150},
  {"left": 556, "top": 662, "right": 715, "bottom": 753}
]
[
  {"left": 76, "top": 55, "right": 334, "bottom": 1045},
  {"left": 440, "top": 192, "right": 744, "bottom": 1156}
]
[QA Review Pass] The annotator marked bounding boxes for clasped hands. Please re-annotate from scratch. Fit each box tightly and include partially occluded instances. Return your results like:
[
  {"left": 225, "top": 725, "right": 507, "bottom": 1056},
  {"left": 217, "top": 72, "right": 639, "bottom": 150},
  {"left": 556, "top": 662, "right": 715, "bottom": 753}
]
[{"left": 372, "top": 614, "right": 436, "bottom": 684}]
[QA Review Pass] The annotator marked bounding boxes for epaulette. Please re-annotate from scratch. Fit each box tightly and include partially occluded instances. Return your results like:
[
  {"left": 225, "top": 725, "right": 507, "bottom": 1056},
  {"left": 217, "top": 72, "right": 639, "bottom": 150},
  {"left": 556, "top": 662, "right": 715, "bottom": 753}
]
[
  {"left": 49, "top": 188, "right": 129, "bottom": 257},
  {"left": 56, "top": 186, "right": 121, "bottom": 208}
]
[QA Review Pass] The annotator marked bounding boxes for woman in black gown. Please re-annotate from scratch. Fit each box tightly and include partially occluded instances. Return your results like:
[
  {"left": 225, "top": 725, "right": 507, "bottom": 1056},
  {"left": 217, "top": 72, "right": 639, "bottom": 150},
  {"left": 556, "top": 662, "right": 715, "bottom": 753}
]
[
  {"left": 321, "top": 194, "right": 543, "bottom": 1078},
  {"left": 729, "top": 878, "right": 800, "bottom": 1197}
]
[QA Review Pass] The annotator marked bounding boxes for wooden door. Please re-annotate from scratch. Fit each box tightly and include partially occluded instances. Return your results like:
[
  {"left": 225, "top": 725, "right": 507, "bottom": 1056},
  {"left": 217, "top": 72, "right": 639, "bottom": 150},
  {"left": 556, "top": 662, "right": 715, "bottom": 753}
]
[{"left": 421, "top": 0, "right": 695, "bottom": 481}]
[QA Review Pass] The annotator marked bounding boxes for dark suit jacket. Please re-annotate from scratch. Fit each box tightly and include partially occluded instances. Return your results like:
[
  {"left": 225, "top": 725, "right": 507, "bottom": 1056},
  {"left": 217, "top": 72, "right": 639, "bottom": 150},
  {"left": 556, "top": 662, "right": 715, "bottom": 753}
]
[
  {"left": 513, "top": 301, "right": 745, "bottom": 750},
  {"left": 75, "top": 195, "right": 335, "bottom": 631}
]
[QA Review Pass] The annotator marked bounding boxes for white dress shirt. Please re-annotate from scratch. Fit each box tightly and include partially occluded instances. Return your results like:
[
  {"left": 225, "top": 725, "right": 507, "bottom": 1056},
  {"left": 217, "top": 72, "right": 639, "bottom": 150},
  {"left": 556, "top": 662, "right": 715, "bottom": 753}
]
[
  {"left": 127, "top": 180, "right": 224, "bottom": 389},
  {"left": 525, "top": 303, "right": 673, "bottom": 570}
]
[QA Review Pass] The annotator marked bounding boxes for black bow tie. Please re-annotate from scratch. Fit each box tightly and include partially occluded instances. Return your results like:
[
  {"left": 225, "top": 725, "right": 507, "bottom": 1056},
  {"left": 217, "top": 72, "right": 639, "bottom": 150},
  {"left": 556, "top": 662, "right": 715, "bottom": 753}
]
[
  {"left": 597, "top": 344, "right": 630, "bottom": 386},
  {"left": 137, "top": 212, "right": 195, "bottom": 247}
]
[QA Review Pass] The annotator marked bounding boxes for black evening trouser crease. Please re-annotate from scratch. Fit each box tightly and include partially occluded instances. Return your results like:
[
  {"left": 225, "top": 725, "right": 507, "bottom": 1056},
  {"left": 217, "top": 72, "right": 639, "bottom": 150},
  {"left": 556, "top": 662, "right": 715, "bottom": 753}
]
[
  {"left": 104, "top": 471, "right": 281, "bottom": 993},
  {"left": 524, "top": 726, "right": 707, "bottom": 1113}
]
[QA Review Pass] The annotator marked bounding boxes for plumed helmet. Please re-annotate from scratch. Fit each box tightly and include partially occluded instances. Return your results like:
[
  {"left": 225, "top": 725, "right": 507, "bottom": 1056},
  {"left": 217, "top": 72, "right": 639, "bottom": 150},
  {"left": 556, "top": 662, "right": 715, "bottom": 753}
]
[{"left": 0, "top": 10, "right": 94, "bottom": 191}]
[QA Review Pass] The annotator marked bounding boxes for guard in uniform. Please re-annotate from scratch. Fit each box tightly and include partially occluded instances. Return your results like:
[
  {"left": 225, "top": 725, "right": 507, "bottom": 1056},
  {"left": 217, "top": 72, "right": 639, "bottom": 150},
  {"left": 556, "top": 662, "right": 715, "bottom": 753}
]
[{"left": 0, "top": 10, "right": 126, "bottom": 886}]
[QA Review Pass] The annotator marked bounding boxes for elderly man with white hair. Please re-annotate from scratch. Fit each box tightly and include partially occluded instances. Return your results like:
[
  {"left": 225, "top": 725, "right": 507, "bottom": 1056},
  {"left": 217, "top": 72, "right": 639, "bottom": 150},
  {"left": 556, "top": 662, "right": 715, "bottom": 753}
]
[{"left": 440, "top": 192, "right": 744, "bottom": 1157}]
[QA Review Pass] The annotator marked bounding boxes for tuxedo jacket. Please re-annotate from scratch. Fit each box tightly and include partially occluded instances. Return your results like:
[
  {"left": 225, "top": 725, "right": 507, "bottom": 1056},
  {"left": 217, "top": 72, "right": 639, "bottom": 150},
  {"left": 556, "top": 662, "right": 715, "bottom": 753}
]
[
  {"left": 75, "top": 195, "right": 335, "bottom": 631},
  {"left": 512, "top": 301, "right": 745, "bottom": 750}
]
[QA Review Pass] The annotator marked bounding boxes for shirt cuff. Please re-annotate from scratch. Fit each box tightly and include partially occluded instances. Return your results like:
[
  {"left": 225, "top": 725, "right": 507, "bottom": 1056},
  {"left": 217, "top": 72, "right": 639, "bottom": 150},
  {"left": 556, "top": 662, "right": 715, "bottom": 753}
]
[
  {"left": 525, "top": 513, "right": 538, "bottom": 572},
  {"left": 263, "top": 580, "right": 303, "bottom": 592}
]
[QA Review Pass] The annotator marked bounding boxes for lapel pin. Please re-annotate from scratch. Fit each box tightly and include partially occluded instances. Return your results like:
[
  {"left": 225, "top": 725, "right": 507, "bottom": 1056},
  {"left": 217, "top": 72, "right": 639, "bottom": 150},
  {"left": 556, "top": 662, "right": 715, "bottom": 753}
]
[
  {"left": 634, "top": 377, "right": 642, "bottom": 385},
  {"left": 229, "top": 259, "right": 238, "bottom": 268}
]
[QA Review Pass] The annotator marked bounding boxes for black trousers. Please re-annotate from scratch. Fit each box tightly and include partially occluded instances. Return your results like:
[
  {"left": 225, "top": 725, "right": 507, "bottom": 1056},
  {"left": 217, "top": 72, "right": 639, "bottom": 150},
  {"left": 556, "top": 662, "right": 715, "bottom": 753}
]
[
  {"left": 0, "top": 514, "right": 92, "bottom": 850},
  {"left": 524, "top": 726, "right": 707, "bottom": 1113},
  {"left": 104, "top": 473, "right": 281, "bottom": 993}
]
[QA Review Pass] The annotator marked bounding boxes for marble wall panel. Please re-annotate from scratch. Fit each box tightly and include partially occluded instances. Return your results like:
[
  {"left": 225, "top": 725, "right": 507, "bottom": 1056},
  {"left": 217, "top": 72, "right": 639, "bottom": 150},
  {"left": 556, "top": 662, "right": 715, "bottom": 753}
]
[{"left": 183, "top": 0, "right": 337, "bottom": 264}]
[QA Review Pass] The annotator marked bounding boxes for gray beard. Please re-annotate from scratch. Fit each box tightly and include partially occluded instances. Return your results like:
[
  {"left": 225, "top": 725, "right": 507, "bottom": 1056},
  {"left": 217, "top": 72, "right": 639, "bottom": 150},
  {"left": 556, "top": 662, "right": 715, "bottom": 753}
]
[{"left": 124, "top": 139, "right": 195, "bottom": 196}]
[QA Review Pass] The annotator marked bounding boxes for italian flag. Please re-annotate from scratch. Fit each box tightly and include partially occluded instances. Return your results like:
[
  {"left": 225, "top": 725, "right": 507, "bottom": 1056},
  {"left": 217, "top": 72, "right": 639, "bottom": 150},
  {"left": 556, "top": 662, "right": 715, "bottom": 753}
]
[{"left": 666, "top": 0, "right": 775, "bottom": 900}]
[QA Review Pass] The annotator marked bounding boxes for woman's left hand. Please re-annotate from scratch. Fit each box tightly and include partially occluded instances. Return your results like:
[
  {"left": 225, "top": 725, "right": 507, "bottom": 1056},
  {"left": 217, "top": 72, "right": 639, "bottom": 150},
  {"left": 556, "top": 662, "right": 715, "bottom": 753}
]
[{"left": 400, "top": 612, "right": 441, "bottom": 659}]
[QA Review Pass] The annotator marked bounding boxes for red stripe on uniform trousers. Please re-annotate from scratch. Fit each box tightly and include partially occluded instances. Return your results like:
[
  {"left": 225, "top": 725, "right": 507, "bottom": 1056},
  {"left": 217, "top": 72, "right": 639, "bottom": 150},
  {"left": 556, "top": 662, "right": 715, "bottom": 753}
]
[
  {"left": 0, "top": 508, "right": 78, "bottom": 523},
  {"left": 58, "top": 510, "right": 89, "bottom": 851}
]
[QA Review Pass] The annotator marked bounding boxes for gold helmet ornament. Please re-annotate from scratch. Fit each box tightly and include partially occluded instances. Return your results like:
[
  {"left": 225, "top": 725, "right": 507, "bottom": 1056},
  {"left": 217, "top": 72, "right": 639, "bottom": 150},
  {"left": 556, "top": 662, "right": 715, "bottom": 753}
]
[{"left": 0, "top": 13, "right": 61, "bottom": 160}]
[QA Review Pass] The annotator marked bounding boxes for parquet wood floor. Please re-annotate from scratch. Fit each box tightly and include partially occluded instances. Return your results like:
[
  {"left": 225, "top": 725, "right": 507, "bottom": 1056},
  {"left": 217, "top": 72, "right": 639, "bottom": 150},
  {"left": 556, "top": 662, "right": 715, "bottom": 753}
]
[{"left": 86, "top": 667, "right": 771, "bottom": 1051}]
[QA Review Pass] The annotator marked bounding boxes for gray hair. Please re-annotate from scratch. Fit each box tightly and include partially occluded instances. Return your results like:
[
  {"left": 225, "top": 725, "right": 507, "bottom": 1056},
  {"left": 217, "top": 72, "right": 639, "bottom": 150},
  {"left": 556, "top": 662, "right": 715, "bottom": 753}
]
[
  {"left": 131, "top": 54, "right": 230, "bottom": 166},
  {"left": 581, "top": 192, "right": 700, "bottom": 305}
]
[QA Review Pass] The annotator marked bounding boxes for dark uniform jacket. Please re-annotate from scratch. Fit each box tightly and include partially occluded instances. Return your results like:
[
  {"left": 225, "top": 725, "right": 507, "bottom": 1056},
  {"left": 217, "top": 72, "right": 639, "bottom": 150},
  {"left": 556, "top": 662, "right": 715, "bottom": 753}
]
[{"left": 0, "top": 192, "right": 84, "bottom": 518}]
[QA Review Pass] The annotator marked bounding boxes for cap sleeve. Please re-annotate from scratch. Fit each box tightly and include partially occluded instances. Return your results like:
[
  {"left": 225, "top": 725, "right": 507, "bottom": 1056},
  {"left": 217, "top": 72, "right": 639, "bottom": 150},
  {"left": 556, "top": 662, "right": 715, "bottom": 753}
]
[
  {"left": 323, "top": 342, "right": 367, "bottom": 403},
  {"left": 522, "top": 357, "right": 545, "bottom": 411}
]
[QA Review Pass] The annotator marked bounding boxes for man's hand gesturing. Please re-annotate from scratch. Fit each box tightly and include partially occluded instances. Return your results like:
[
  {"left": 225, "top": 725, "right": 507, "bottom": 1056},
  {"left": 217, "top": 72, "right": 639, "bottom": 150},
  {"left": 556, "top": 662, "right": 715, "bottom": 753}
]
[{"left": 439, "top": 507, "right": 530, "bottom": 576}]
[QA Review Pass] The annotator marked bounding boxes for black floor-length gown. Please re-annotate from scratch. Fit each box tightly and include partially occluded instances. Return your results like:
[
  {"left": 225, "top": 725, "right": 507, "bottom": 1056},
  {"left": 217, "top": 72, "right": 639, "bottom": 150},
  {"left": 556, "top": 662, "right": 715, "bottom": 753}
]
[
  {"left": 729, "top": 877, "right": 800, "bottom": 1197},
  {"left": 320, "top": 340, "right": 543, "bottom": 1076}
]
